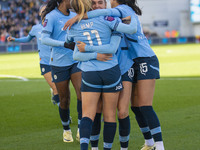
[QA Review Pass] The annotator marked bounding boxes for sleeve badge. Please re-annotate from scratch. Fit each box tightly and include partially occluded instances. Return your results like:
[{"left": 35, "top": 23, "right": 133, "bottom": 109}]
[
  {"left": 104, "top": 16, "right": 115, "bottom": 21},
  {"left": 43, "top": 19, "right": 48, "bottom": 27}
]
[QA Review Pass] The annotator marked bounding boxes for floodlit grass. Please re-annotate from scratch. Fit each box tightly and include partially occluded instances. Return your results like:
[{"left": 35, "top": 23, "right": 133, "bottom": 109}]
[
  {"left": 0, "top": 52, "right": 40, "bottom": 78},
  {"left": 0, "top": 44, "right": 200, "bottom": 149},
  {"left": 153, "top": 44, "right": 200, "bottom": 77}
]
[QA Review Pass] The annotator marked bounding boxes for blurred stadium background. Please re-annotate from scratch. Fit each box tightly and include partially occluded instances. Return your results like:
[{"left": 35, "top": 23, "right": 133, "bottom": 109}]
[
  {"left": 0, "top": 0, "right": 200, "bottom": 150},
  {"left": 0, "top": 0, "right": 200, "bottom": 52}
]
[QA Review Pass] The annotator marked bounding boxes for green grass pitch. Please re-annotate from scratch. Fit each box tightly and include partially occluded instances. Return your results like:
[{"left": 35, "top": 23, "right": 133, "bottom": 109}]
[{"left": 0, "top": 44, "right": 200, "bottom": 149}]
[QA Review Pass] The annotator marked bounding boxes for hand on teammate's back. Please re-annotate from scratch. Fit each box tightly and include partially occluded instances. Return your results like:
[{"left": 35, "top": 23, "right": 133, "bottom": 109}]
[
  {"left": 97, "top": 53, "right": 112, "bottom": 62},
  {"left": 63, "top": 14, "right": 88, "bottom": 30},
  {"left": 63, "top": 15, "right": 79, "bottom": 30},
  {"left": 77, "top": 41, "right": 86, "bottom": 52},
  {"left": 64, "top": 42, "right": 75, "bottom": 50},
  {"left": 122, "top": 16, "right": 131, "bottom": 24}
]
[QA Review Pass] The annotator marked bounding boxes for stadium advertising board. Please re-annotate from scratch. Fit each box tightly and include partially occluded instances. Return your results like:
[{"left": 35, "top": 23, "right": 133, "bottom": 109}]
[{"left": 190, "top": 0, "right": 200, "bottom": 23}]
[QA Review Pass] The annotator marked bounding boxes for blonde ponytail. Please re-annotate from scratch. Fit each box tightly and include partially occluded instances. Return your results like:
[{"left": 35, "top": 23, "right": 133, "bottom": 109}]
[{"left": 70, "top": 0, "right": 92, "bottom": 21}]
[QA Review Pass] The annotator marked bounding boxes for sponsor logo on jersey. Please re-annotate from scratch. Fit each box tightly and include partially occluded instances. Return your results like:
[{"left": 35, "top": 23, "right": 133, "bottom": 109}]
[
  {"left": 128, "top": 68, "right": 134, "bottom": 80},
  {"left": 42, "top": 68, "right": 45, "bottom": 72},
  {"left": 115, "top": 83, "right": 122, "bottom": 90},
  {"left": 43, "top": 19, "right": 48, "bottom": 27},
  {"left": 104, "top": 16, "right": 115, "bottom": 21}
]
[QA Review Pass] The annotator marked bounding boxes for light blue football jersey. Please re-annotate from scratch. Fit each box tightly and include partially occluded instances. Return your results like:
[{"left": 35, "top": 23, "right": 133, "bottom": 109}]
[
  {"left": 87, "top": 5, "right": 156, "bottom": 59},
  {"left": 42, "top": 8, "right": 77, "bottom": 67},
  {"left": 67, "top": 16, "right": 121, "bottom": 72},
  {"left": 116, "top": 34, "right": 133, "bottom": 75},
  {"left": 29, "top": 24, "right": 51, "bottom": 65},
  {"left": 114, "top": 4, "right": 155, "bottom": 59}
]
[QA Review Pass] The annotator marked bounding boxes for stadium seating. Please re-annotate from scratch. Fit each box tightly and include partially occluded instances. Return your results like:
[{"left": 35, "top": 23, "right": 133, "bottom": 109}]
[{"left": 0, "top": 0, "right": 42, "bottom": 43}]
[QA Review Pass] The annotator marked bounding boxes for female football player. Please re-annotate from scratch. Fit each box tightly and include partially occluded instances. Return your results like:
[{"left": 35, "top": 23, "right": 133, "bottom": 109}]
[
  {"left": 65, "top": 0, "right": 137, "bottom": 149},
  {"left": 84, "top": 0, "right": 165, "bottom": 149},
  {"left": 7, "top": 4, "right": 60, "bottom": 105},
  {"left": 41, "top": 0, "right": 81, "bottom": 143}
]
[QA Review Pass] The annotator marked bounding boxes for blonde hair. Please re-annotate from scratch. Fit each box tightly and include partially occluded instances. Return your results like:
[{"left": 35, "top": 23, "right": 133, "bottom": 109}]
[
  {"left": 39, "top": 4, "right": 47, "bottom": 17},
  {"left": 70, "top": 0, "right": 92, "bottom": 21}
]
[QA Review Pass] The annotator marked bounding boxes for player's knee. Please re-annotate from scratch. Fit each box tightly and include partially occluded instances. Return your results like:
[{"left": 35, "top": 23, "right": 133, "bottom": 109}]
[
  {"left": 118, "top": 109, "right": 129, "bottom": 119},
  {"left": 77, "top": 94, "right": 81, "bottom": 100},
  {"left": 59, "top": 97, "right": 70, "bottom": 109},
  {"left": 75, "top": 90, "right": 81, "bottom": 100},
  {"left": 60, "top": 102, "right": 70, "bottom": 109},
  {"left": 103, "top": 113, "right": 116, "bottom": 122}
]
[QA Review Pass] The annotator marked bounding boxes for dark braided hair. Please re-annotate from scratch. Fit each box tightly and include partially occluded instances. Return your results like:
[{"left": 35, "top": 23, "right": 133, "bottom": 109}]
[
  {"left": 41, "top": 0, "right": 63, "bottom": 20},
  {"left": 117, "top": 0, "right": 142, "bottom": 15}
]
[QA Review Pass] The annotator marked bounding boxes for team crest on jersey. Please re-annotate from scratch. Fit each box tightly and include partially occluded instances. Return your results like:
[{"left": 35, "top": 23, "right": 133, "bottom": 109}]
[
  {"left": 43, "top": 19, "right": 48, "bottom": 27},
  {"left": 104, "top": 16, "right": 115, "bottom": 21},
  {"left": 42, "top": 68, "right": 45, "bottom": 72}
]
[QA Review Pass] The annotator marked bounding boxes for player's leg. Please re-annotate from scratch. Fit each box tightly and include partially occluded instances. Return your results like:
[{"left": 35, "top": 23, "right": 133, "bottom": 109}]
[
  {"left": 55, "top": 80, "right": 73, "bottom": 142},
  {"left": 102, "top": 91, "right": 120, "bottom": 150},
  {"left": 70, "top": 63, "right": 82, "bottom": 141},
  {"left": 136, "top": 79, "right": 164, "bottom": 150},
  {"left": 80, "top": 92, "right": 101, "bottom": 150},
  {"left": 117, "top": 81, "right": 132, "bottom": 150},
  {"left": 130, "top": 57, "right": 155, "bottom": 149},
  {"left": 51, "top": 66, "right": 73, "bottom": 142},
  {"left": 40, "top": 64, "right": 59, "bottom": 105},
  {"left": 79, "top": 69, "right": 103, "bottom": 150},
  {"left": 43, "top": 71, "right": 59, "bottom": 105},
  {"left": 131, "top": 56, "right": 164, "bottom": 150},
  {"left": 100, "top": 64, "right": 122, "bottom": 150},
  {"left": 91, "top": 98, "right": 103, "bottom": 150},
  {"left": 131, "top": 81, "right": 156, "bottom": 149},
  {"left": 43, "top": 71, "right": 58, "bottom": 95}
]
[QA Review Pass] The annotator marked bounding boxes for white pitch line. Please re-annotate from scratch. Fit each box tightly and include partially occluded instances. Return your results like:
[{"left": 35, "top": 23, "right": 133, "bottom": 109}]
[
  {"left": 0, "top": 79, "right": 45, "bottom": 82},
  {"left": 0, "top": 76, "right": 200, "bottom": 82},
  {"left": 0, "top": 75, "right": 29, "bottom": 81}
]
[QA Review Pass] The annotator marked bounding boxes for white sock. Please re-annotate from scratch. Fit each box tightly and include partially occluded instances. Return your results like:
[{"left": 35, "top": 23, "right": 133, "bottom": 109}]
[
  {"left": 145, "top": 138, "right": 154, "bottom": 146},
  {"left": 155, "top": 141, "right": 165, "bottom": 150},
  {"left": 121, "top": 148, "right": 128, "bottom": 150},
  {"left": 91, "top": 147, "right": 98, "bottom": 150}
]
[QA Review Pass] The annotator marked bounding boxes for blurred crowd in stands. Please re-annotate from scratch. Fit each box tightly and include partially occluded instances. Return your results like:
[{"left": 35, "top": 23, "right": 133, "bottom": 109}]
[
  {"left": 0, "top": 0, "right": 46, "bottom": 43},
  {"left": 2, "top": 0, "right": 194, "bottom": 44}
]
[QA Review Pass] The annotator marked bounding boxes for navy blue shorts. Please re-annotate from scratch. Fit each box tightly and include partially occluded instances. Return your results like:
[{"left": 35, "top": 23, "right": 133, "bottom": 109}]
[
  {"left": 132, "top": 55, "right": 160, "bottom": 83},
  {"left": 81, "top": 65, "right": 123, "bottom": 93},
  {"left": 51, "top": 63, "right": 81, "bottom": 83},
  {"left": 40, "top": 64, "right": 51, "bottom": 75},
  {"left": 121, "top": 65, "right": 134, "bottom": 82}
]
